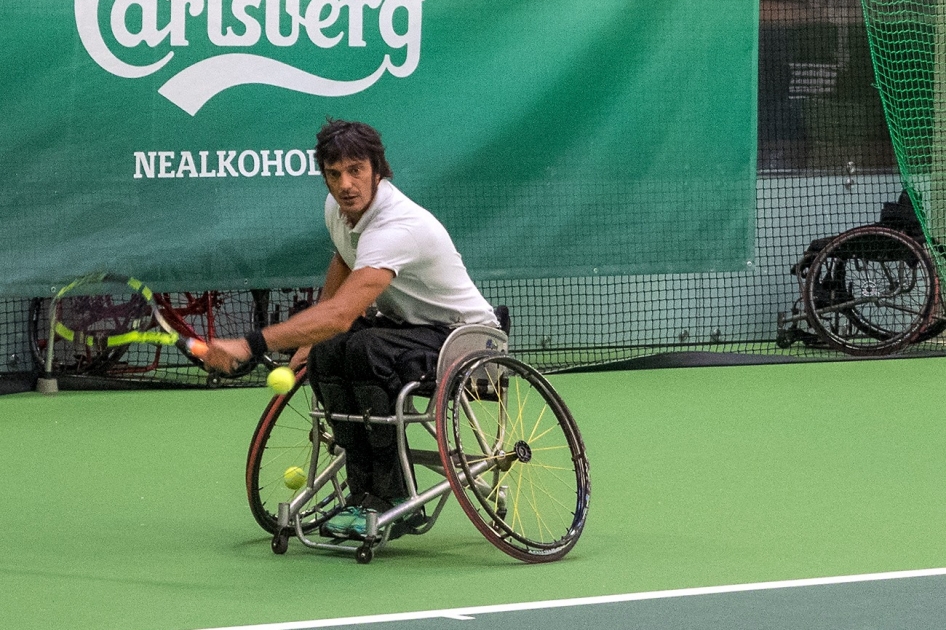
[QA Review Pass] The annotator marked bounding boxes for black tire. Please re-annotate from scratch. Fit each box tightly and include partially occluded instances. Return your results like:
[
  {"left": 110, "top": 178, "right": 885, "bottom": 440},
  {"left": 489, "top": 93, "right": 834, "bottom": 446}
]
[
  {"left": 355, "top": 546, "right": 373, "bottom": 564},
  {"left": 246, "top": 365, "right": 346, "bottom": 534},
  {"left": 271, "top": 529, "right": 289, "bottom": 554},
  {"left": 435, "top": 351, "right": 590, "bottom": 563},
  {"left": 803, "top": 226, "right": 936, "bottom": 356},
  {"left": 914, "top": 291, "right": 946, "bottom": 343}
]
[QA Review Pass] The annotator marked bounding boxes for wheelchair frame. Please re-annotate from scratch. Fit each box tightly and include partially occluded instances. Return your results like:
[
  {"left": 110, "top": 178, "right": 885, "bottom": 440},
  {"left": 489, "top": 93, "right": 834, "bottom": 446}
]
[
  {"left": 245, "top": 323, "right": 591, "bottom": 564},
  {"left": 777, "top": 224, "right": 944, "bottom": 356}
]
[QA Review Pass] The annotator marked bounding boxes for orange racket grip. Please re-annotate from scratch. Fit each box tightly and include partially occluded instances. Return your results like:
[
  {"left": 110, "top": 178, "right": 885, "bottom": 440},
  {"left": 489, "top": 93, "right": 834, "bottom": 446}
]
[{"left": 184, "top": 338, "right": 209, "bottom": 358}]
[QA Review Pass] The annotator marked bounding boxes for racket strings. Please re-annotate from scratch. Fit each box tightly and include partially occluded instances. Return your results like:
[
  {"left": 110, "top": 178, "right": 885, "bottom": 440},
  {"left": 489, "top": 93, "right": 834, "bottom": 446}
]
[{"left": 59, "top": 290, "right": 154, "bottom": 349}]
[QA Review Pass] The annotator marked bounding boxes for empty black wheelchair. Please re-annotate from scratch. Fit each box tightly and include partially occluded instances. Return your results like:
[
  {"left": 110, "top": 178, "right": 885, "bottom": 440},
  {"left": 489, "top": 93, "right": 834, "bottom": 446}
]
[
  {"left": 245, "top": 311, "right": 590, "bottom": 564},
  {"left": 777, "top": 191, "right": 945, "bottom": 356}
]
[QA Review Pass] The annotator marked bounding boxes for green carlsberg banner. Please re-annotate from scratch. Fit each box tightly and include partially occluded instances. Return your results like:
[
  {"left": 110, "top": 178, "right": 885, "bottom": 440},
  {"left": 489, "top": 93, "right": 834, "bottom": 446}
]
[{"left": 0, "top": 1, "right": 758, "bottom": 295}]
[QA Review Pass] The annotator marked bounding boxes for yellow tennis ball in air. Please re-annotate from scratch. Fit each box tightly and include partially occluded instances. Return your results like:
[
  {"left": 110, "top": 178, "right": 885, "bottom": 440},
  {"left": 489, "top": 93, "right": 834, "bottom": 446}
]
[
  {"left": 283, "top": 466, "right": 306, "bottom": 490},
  {"left": 267, "top": 366, "right": 295, "bottom": 394}
]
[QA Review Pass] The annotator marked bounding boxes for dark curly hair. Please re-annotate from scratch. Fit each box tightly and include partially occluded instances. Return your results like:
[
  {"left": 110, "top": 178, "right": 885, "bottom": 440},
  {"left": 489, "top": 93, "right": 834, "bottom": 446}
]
[{"left": 314, "top": 118, "right": 394, "bottom": 179}]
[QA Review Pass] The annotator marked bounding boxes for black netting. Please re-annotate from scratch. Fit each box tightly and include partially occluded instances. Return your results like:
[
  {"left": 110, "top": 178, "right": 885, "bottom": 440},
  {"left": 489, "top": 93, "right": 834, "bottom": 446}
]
[{"left": 2, "top": 1, "right": 942, "bottom": 392}]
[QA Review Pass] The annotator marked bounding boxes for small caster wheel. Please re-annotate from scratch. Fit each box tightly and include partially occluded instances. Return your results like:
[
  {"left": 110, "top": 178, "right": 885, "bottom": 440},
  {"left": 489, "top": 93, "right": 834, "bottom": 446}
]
[
  {"left": 206, "top": 372, "right": 222, "bottom": 388},
  {"left": 355, "top": 545, "right": 373, "bottom": 564},
  {"left": 271, "top": 530, "right": 289, "bottom": 555},
  {"left": 775, "top": 330, "right": 793, "bottom": 349}
]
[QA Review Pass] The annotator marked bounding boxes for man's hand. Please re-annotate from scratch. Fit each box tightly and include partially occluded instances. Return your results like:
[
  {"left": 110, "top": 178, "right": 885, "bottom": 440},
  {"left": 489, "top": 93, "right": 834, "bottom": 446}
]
[
  {"left": 204, "top": 338, "right": 253, "bottom": 374},
  {"left": 289, "top": 345, "right": 311, "bottom": 370}
]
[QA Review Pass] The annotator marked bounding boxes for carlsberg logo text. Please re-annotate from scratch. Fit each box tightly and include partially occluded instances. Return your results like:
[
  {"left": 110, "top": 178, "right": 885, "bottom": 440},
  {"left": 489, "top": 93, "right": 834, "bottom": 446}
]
[{"left": 76, "top": 0, "right": 424, "bottom": 115}]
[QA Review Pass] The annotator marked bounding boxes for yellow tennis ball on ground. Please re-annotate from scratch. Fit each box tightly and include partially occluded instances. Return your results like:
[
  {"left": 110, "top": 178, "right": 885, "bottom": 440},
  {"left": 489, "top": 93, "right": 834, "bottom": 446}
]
[
  {"left": 283, "top": 466, "right": 306, "bottom": 490},
  {"left": 267, "top": 366, "right": 295, "bottom": 394}
]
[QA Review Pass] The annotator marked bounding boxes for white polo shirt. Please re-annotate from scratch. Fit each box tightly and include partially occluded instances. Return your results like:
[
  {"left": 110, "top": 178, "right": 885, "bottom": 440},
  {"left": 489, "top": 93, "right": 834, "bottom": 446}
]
[{"left": 324, "top": 180, "right": 499, "bottom": 328}]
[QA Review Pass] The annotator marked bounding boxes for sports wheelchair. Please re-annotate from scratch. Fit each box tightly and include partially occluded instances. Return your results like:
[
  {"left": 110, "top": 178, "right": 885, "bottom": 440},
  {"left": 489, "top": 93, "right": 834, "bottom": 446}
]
[
  {"left": 777, "top": 191, "right": 945, "bottom": 356},
  {"left": 245, "top": 311, "right": 591, "bottom": 564}
]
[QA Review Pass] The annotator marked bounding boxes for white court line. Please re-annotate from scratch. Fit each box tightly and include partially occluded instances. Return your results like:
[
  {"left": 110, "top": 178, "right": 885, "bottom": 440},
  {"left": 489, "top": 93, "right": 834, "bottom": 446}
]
[{"left": 195, "top": 567, "right": 946, "bottom": 630}]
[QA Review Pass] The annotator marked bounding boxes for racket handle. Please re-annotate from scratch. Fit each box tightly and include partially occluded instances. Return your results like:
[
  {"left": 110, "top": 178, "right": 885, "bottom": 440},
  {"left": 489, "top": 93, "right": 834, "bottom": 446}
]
[
  {"left": 184, "top": 338, "right": 209, "bottom": 358},
  {"left": 180, "top": 336, "right": 273, "bottom": 369}
]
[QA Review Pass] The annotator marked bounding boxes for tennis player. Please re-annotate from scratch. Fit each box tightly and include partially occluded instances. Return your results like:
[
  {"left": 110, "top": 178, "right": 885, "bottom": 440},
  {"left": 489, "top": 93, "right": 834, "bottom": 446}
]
[{"left": 204, "top": 118, "right": 499, "bottom": 537}]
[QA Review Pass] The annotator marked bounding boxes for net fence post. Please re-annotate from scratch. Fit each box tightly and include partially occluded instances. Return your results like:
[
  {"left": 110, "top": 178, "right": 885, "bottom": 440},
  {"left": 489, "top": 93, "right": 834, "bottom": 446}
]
[{"left": 35, "top": 294, "right": 59, "bottom": 394}]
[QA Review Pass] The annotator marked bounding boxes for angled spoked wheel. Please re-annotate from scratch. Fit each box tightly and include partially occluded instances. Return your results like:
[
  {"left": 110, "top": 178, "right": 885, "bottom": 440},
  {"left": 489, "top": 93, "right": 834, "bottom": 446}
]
[
  {"left": 803, "top": 226, "right": 937, "bottom": 356},
  {"left": 435, "top": 351, "right": 590, "bottom": 563}
]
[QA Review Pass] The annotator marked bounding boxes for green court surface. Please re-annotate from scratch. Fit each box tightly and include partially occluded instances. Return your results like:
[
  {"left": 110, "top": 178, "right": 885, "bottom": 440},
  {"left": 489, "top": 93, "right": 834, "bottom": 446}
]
[{"left": 1, "top": 357, "right": 945, "bottom": 630}]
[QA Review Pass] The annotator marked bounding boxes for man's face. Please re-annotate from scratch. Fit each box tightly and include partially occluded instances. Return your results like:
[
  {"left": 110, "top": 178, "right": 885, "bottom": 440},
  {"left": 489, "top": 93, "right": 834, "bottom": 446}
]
[{"left": 323, "top": 157, "right": 381, "bottom": 226}]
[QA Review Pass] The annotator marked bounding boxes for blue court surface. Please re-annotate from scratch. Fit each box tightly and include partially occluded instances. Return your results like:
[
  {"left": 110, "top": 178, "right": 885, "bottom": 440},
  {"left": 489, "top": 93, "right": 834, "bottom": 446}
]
[{"left": 201, "top": 569, "right": 946, "bottom": 630}]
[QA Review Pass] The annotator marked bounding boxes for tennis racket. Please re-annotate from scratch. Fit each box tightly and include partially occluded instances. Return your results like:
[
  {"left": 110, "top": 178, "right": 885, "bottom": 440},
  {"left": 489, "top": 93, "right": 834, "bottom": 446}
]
[{"left": 41, "top": 272, "right": 209, "bottom": 377}]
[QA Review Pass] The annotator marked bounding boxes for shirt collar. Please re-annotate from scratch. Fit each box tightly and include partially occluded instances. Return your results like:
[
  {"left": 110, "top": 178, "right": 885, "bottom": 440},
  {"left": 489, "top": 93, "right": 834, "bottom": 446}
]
[{"left": 350, "top": 179, "right": 391, "bottom": 234}]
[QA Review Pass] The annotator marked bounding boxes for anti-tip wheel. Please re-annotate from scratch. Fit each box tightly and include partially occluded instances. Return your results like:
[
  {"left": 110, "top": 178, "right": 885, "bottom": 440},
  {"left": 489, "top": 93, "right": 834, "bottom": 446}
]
[
  {"left": 355, "top": 545, "right": 373, "bottom": 564},
  {"left": 271, "top": 530, "right": 289, "bottom": 555}
]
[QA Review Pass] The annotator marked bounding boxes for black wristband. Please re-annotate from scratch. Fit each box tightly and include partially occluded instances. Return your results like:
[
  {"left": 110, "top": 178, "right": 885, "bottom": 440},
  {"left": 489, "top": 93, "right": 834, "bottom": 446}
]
[{"left": 244, "top": 329, "right": 268, "bottom": 359}]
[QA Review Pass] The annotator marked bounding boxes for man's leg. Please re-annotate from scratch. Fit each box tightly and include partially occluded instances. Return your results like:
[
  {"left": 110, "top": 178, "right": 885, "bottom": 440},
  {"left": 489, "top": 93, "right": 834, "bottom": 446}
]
[
  {"left": 350, "top": 383, "right": 404, "bottom": 502},
  {"left": 344, "top": 322, "right": 450, "bottom": 502},
  {"left": 307, "top": 319, "right": 373, "bottom": 499}
]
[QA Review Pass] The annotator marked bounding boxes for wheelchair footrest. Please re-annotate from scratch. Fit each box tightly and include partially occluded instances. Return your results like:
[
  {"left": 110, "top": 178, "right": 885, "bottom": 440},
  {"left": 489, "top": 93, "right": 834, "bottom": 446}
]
[{"left": 317, "top": 509, "right": 429, "bottom": 542}]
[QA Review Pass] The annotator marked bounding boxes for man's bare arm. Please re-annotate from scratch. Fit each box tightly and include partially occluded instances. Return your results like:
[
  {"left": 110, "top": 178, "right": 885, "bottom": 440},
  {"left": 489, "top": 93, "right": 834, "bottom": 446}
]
[
  {"left": 203, "top": 265, "right": 394, "bottom": 372},
  {"left": 320, "top": 252, "right": 351, "bottom": 301},
  {"left": 288, "top": 252, "right": 351, "bottom": 367}
]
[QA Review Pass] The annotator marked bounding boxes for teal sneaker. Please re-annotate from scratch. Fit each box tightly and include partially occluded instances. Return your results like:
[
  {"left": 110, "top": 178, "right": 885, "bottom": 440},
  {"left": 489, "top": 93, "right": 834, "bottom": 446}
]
[
  {"left": 322, "top": 506, "right": 364, "bottom": 538},
  {"left": 348, "top": 509, "right": 375, "bottom": 538}
]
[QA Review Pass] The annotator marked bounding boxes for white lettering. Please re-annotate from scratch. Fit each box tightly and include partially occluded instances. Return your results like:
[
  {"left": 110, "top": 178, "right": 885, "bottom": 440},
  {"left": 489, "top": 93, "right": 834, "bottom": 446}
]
[
  {"left": 176, "top": 151, "right": 199, "bottom": 177},
  {"left": 79, "top": 0, "right": 426, "bottom": 114},
  {"left": 132, "top": 148, "right": 326, "bottom": 178},
  {"left": 217, "top": 150, "right": 239, "bottom": 177},
  {"left": 239, "top": 150, "right": 261, "bottom": 176},
  {"left": 380, "top": 0, "right": 422, "bottom": 77},
  {"left": 169, "top": 0, "right": 205, "bottom": 46},
  {"left": 76, "top": 0, "right": 174, "bottom": 78},
  {"left": 284, "top": 149, "right": 307, "bottom": 175},
  {"left": 302, "top": 0, "right": 343, "bottom": 48},
  {"left": 260, "top": 149, "right": 284, "bottom": 176},
  {"left": 158, "top": 151, "right": 176, "bottom": 177},
  {"left": 265, "top": 0, "right": 301, "bottom": 46},
  {"left": 344, "top": 0, "right": 382, "bottom": 47},
  {"left": 134, "top": 151, "right": 156, "bottom": 178},
  {"left": 111, "top": 0, "right": 171, "bottom": 47},
  {"left": 199, "top": 150, "right": 217, "bottom": 176},
  {"left": 208, "top": 0, "right": 262, "bottom": 46},
  {"left": 102, "top": 0, "right": 421, "bottom": 51}
]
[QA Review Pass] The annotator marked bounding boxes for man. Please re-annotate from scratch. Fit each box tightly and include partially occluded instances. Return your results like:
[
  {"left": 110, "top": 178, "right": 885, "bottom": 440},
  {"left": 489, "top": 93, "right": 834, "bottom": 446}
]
[{"left": 204, "top": 118, "right": 498, "bottom": 537}]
